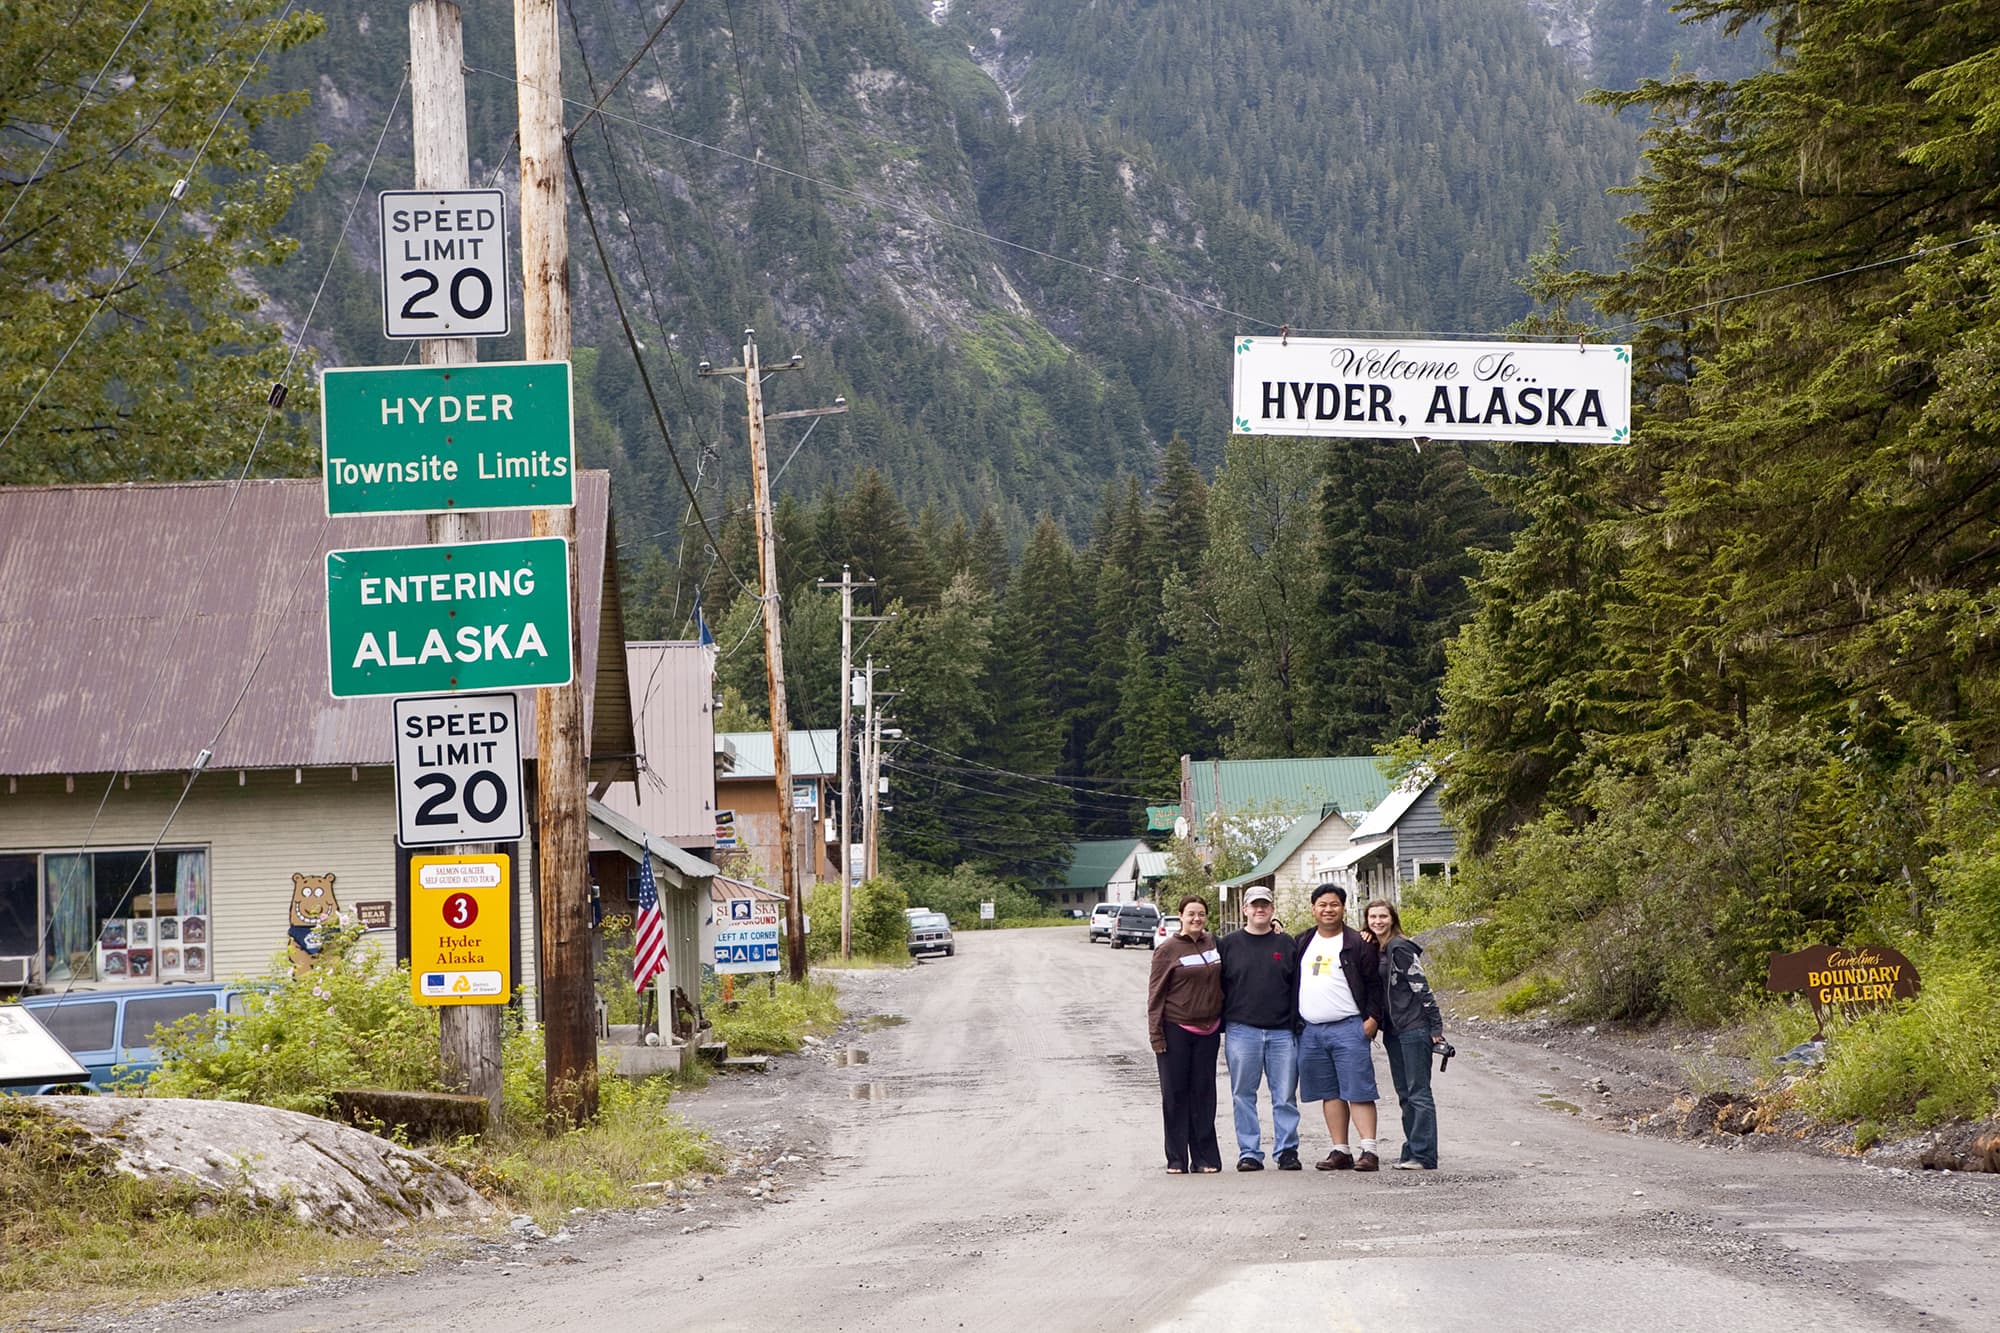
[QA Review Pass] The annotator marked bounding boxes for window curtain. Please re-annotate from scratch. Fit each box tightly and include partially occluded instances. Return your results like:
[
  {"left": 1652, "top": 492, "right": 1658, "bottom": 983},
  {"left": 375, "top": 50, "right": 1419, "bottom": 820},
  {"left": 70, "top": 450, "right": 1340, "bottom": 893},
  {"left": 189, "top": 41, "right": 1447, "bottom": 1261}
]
[
  {"left": 174, "top": 849, "right": 208, "bottom": 917},
  {"left": 44, "top": 853, "right": 92, "bottom": 976}
]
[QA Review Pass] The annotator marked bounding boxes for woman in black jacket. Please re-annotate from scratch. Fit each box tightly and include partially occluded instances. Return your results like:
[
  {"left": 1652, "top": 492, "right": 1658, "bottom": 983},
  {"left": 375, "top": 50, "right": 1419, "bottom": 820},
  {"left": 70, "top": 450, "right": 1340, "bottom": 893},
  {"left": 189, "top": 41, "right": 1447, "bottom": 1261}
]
[{"left": 1365, "top": 899, "right": 1445, "bottom": 1170}]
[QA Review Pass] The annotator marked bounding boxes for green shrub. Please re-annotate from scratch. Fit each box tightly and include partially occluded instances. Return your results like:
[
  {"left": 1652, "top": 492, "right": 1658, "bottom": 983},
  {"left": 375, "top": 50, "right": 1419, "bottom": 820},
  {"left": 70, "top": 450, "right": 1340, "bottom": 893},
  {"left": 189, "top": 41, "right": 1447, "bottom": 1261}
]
[
  {"left": 804, "top": 877, "right": 910, "bottom": 960},
  {"left": 706, "top": 977, "right": 841, "bottom": 1053},
  {"left": 1451, "top": 714, "right": 1942, "bottom": 1025},
  {"left": 1498, "top": 974, "right": 1562, "bottom": 1015},
  {"left": 852, "top": 878, "right": 910, "bottom": 955},
  {"left": 146, "top": 923, "right": 441, "bottom": 1114},
  {"left": 1804, "top": 960, "right": 2000, "bottom": 1127},
  {"left": 594, "top": 914, "right": 641, "bottom": 1025}
]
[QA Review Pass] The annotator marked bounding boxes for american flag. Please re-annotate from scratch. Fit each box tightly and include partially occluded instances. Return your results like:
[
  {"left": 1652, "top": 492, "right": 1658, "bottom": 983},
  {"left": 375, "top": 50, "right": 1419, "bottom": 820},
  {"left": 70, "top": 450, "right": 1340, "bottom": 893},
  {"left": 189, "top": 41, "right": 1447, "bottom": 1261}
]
[{"left": 633, "top": 849, "right": 668, "bottom": 994}]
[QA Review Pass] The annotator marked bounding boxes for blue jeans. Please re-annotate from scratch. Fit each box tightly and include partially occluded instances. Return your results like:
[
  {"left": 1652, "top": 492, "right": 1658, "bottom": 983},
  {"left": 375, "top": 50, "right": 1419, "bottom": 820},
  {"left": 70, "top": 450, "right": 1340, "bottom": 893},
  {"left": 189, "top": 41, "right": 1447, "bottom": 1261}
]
[
  {"left": 1385, "top": 1029, "right": 1439, "bottom": 1167},
  {"left": 1223, "top": 1022, "right": 1300, "bottom": 1161}
]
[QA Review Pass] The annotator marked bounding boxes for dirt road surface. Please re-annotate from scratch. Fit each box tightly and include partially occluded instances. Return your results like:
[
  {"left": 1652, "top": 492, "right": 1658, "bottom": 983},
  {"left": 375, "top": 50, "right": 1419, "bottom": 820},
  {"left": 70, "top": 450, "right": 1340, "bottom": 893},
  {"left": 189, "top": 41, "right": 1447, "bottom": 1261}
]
[{"left": 176, "top": 930, "right": 1997, "bottom": 1332}]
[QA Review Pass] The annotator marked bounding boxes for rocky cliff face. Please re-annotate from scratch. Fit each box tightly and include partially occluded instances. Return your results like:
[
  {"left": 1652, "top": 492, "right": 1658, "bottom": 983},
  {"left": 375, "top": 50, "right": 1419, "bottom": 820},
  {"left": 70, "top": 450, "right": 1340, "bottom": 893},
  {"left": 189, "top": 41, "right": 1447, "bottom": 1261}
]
[{"left": 255, "top": 0, "right": 1757, "bottom": 543}]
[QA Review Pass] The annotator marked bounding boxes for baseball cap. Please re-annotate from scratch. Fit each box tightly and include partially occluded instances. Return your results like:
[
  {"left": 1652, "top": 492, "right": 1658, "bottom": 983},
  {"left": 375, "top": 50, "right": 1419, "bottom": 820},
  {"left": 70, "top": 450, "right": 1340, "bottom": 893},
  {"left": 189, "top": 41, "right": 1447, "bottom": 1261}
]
[{"left": 1243, "top": 886, "right": 1275, "bottom": 905}]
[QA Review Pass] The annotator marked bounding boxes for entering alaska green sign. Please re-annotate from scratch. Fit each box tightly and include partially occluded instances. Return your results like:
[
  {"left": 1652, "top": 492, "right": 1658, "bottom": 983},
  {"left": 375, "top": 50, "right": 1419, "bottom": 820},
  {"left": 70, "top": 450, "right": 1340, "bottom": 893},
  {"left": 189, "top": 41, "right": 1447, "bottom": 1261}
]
[{"left": 325, "top": 536, "right": 572, "bottom": 698}]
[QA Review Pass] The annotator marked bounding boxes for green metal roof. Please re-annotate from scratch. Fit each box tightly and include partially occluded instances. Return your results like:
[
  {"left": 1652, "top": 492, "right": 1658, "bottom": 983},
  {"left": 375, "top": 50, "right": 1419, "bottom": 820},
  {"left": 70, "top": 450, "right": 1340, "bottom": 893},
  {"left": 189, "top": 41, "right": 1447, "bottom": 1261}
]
[
  {"left": 1216, "top": 808, "right": 1335, "bottom": 889},
  {"left": 1061, "top": 838, "right": 1146, "bottom": 891},
  {"left": 1184, "top": 756, "right": 1392, "bottom": 829}
]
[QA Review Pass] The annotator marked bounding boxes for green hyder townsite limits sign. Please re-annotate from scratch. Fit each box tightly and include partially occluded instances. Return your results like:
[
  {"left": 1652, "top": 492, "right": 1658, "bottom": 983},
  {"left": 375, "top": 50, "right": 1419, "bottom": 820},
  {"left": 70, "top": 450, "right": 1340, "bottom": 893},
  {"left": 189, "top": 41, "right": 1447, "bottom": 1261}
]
[{"left": 321, "top": 360, "right": 574, "bottom": 515}]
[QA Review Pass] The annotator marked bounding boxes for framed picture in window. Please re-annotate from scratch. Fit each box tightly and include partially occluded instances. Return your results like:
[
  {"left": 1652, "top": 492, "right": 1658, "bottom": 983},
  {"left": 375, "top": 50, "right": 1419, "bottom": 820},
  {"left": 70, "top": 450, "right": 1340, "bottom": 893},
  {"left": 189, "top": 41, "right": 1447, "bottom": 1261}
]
[
  {"left": 129, "top": 919, "right": 153, "bottom": 947},
  {"left": 158, "top": 947, "right": 183, "bottom": 977},
  {"left": 181, "top": 916, "right": 207, "bottom": 944},
  {"left": 99, "top": 920, "right": 128, "bottom": 950},
  {"left": 182, "top": 946, "right": 206, "bottom": 974},
  {"left": 98, "top": 947, "right": 128, "bottom": 977},
  {"left": 158, "top": 917, "right": 181, "bottom": 943},
  {"left": 127, "top": 949, "right": 154, "bottom": 979}
]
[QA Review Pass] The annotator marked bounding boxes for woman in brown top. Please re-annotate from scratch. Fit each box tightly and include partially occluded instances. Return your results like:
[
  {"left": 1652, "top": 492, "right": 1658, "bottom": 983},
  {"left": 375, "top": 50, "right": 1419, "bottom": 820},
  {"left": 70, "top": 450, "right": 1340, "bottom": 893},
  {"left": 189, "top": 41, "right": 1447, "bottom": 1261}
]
[{"left": 1147, "top": 894, "right": 1224, "bottom": 1173}]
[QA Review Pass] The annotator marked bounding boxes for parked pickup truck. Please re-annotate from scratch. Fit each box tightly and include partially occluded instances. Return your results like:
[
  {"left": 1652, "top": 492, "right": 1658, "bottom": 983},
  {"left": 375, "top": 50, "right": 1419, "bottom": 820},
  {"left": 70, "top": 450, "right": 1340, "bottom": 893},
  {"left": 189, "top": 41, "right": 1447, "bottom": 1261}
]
[
  {"left": 1111, "top": 902, "right": 1161, "bottom": 949},
  {"left": 907, "top": 911, "right": 955, "bottom": 959}
]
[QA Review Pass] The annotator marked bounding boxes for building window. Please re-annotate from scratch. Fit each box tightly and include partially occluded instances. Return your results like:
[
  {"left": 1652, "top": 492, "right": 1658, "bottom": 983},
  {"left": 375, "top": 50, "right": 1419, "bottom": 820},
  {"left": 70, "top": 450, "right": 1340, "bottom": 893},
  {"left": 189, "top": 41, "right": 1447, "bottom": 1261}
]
[{"left": 35, "top": 847, "right": 211, "bottom": 986}]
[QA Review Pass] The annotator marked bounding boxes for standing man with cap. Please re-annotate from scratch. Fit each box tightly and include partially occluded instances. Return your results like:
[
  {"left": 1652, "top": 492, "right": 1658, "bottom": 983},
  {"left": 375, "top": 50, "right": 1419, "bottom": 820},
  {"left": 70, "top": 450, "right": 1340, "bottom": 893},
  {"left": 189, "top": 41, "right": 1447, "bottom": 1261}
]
[
  {"left": 1294, "top": 883, "right": 1385, "bottom": 1171},
  {"left": 1217, "top": 886, "right": 1301, "bottom": 1170}
]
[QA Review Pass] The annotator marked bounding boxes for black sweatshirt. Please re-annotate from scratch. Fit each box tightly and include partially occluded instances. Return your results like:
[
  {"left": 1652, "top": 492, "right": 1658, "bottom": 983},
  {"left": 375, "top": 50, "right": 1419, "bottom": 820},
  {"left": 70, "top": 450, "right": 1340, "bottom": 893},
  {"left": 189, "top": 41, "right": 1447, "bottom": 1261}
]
[{"left": 1217, "top": 927, "right": 1298, "bottom": 1029}]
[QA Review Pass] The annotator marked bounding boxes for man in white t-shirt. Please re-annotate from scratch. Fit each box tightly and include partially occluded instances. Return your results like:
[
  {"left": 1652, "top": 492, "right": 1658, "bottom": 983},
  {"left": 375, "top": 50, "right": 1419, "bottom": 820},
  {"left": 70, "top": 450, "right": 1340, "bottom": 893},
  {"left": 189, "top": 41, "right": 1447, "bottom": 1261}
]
[{"left": 1292, "top": 884, "right": 1384, "bottom": 1171}]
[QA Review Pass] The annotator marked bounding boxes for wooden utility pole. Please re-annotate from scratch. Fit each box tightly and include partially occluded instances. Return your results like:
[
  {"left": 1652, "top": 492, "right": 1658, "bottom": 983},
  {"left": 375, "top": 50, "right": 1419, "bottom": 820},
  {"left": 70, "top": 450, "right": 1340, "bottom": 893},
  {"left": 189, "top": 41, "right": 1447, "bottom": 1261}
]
[
  {"left": 514, "top": 0, "right": 596, "bottom": 1127},
  {"left": 816, "top": 565, "right": 877, "bottom": 960},
  {"left": 702, "top": 334, "right": 842, "bottom": 982},
  {"left": 861, "top": 657, "right": 877, "bottom": 882},
  {"left": 409, "top": 0, "right": 503, "bottom": 1122}
]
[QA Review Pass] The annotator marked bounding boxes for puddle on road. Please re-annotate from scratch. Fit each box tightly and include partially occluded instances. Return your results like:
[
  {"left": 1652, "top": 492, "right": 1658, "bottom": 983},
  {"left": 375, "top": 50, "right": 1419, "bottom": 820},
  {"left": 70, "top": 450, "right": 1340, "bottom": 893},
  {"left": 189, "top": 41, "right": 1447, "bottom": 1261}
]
[
  {"left": 851, "top": 1082, "right": 886, "bottom": 1101},
  {"left": 837, "top": 1048, "right": 870, "bottom": 1066},
  {"left": 859, "top": 1014, "right": 907, "bottom": 1031},
  {"left": 1538, "top": 1094, "right": 1582, "bottom": 1115}
]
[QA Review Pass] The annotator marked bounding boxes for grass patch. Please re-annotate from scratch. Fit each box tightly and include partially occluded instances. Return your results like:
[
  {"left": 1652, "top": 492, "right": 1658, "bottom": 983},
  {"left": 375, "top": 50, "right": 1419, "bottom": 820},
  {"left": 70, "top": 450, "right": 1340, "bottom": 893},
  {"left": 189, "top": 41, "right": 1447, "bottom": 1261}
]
[
  {"left": 438, "top": 1074, "right": 717, "bottom": 1227},
  {"left": 1801, "top": 961, "right": 2000, "bottom": 1127},
  {"left": 707, "top": 977, "right": 842, "bottom": 1054},
  {"left": 0, "top": 1100, "right": 385, "bottom": 1323},
  {"left": 812, "top": 954, "right": 915, "bottom": 970}
]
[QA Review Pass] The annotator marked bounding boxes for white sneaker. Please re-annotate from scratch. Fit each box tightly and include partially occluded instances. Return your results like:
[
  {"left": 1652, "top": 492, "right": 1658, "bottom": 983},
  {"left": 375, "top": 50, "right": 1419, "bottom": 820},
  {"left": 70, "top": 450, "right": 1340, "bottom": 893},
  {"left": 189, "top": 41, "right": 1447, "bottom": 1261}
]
[{"left": 1391, "top": 1159, "right": 1428, "bottom": 1170}]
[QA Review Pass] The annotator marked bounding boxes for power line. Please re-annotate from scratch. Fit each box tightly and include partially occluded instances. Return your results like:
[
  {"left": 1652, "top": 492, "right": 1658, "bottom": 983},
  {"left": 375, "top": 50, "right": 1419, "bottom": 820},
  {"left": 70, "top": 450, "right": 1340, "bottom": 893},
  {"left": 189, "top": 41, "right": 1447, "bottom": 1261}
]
[
  {"left": 0, "top": 0, "right": 160, "bottom": 237},
  {"left": 462, "top": 65, "right": 1284, "bottom": 333},
  {"left": 564, "top": 136, "right": 750, "bottom": 597},
  {"left": 1, "top": 1, "right": 301, "bottom": 454},
  {"left": 29, "top": 76, "right": 403, "bottom": 1003},
  {"left": 901, "top": 737, "right": 1170, "bottom": 801}
]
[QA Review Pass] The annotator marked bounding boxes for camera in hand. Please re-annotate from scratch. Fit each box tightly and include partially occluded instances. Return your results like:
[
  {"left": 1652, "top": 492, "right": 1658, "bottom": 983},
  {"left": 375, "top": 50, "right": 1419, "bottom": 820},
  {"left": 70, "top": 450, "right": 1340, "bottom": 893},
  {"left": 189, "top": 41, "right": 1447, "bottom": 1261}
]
[{"left": 1437, "top": 1041, "right": 1456, "bottom": 1072}]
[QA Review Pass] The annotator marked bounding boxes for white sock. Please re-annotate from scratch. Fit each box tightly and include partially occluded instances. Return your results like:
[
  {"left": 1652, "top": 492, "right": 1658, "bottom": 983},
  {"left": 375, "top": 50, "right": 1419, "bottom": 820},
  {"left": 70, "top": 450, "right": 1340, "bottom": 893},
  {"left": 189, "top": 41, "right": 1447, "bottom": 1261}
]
[{"left": 1360, "top": 1138, "right": 1376, "bottom": 1154}]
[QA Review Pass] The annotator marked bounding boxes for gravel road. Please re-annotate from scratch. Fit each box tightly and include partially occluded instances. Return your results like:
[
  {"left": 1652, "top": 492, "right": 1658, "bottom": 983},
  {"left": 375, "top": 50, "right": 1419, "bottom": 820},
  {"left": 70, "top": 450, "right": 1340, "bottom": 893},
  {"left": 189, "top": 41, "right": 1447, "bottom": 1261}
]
[{"left": 166, "top": 929, "right": 1998, "bottom": 1332}]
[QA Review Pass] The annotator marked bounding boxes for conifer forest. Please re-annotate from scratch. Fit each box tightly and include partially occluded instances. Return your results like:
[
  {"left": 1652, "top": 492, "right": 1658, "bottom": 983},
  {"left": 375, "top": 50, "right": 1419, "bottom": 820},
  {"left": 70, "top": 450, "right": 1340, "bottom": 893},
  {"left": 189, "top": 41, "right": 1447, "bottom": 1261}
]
[{"left": 5, "top": 0, "right": 2000, "bottom": 1074}]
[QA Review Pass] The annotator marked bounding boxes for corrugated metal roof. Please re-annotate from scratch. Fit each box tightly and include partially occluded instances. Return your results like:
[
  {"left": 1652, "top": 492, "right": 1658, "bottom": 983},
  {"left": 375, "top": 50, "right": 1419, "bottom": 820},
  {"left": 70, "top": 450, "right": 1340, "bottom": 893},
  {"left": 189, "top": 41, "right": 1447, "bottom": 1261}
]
[
  {"left": 1061, "top": 838, "right": 1146, "bottom": 891},
  {"left": 600, "top": 642, "right": 716, "bottom": 844},
  {"left": 1135, "top": 850, "right": 1174, "bottom": 880},
  {"left": 1219, "top": 808, "right": 1336, "bottom": 888},
  {"left": 1184, "top": 756, "right": 1391, "bottom": 828},
  {"left": 1351, "top": 774, "right": 1437, "bottom": 840},
  {"left": 0, "top": 475, "right": 633, "bottom": 776},
  {"left": 714, "top": 730, "right": 840, "bottom": 780},
  {"left": 585, "top": 797, "right": 715, "bottom": 884}
]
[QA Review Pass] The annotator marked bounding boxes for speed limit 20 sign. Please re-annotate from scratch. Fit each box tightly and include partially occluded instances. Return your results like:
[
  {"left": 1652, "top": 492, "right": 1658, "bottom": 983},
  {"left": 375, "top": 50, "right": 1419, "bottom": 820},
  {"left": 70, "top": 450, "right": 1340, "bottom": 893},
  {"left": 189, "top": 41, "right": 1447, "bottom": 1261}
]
[
  {"left": 379, "top": 189, "right": 510, "bottom": 339},
  {"left": 393, "top": 693, "right": 525, "bottom": 847}
]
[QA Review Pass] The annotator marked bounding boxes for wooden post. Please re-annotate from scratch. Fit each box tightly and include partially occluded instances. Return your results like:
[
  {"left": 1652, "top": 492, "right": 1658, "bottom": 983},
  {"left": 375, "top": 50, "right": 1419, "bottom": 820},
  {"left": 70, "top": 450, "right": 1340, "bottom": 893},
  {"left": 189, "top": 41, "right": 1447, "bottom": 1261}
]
[
  {"left": 410, "top": 0, "right": 501, "bottom": 1123},
  {"left": 514, "top": 0, "right": 597, "bottom": 1126},
  {"left": 740, "top": 334, "right": 808, "bottom": 983}
]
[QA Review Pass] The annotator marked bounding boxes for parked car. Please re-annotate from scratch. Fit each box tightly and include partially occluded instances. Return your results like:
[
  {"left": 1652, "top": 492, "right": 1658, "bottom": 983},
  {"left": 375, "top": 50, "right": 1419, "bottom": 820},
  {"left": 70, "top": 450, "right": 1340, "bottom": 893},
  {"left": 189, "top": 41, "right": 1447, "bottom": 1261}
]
[
  {"left": 907, "top": 911, "right": 955, "bottom": 959},
  {"left": 1111, "top": 902, "right": 1160, "bottom": 949},
  {"left": 1088, "top": 903, "right": 1121, "bottom": 943},
  {"left": 9, "top": 983, "right": 254, "bottom": 1094},
  {"left": 1154, "top": 914, "right": 1180, "bottom": 949}
]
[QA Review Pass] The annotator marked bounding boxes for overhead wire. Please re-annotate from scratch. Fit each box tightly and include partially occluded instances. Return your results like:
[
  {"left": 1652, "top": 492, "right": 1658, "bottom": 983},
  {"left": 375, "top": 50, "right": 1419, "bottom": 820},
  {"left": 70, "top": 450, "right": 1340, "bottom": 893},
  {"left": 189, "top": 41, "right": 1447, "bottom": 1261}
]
[
  {"left": 1, "top": 0, "right": 302, "bottom": 454},
  {"left": 0, "top": 0, "right": 160, "bottom": 237},
  {"left": 29, "top": 69, "right": 407, "bottom": 1005},
  {"left": 901, "top": 736, "right": 1170, "bottom": 801}
]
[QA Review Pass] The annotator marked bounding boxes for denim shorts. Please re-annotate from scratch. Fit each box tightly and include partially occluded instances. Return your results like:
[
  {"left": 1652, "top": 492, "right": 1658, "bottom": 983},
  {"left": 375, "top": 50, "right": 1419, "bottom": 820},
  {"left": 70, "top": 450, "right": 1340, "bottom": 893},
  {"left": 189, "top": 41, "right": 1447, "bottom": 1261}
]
[{"left": 1298, "top": 1017, "right": 1377, "bottom": 1103}]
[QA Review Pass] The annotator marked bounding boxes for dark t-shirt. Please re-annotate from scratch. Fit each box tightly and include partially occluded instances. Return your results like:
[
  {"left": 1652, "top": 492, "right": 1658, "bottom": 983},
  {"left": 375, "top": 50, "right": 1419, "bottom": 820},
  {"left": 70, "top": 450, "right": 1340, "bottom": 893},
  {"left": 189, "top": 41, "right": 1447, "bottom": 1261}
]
[{"left": 1218, "top": 927, "right": 1298, "bottom": 1028}]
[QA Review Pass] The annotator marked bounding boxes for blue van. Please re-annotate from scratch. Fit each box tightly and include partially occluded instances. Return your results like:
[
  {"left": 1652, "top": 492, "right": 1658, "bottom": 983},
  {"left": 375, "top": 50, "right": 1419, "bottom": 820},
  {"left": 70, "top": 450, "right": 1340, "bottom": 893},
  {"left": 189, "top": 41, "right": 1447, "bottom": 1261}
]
[{"left": 9, "top": 984, "right": 252, "bottom": 1094}]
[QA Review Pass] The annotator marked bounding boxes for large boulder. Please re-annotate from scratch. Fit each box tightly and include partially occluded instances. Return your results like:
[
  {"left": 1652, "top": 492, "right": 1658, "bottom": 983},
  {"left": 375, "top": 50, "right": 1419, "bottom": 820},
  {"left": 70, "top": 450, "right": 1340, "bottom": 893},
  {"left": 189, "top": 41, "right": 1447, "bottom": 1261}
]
[{"left": 28, "top": 1096, "right": 491, "bottom": 1234}]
